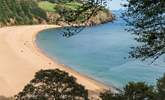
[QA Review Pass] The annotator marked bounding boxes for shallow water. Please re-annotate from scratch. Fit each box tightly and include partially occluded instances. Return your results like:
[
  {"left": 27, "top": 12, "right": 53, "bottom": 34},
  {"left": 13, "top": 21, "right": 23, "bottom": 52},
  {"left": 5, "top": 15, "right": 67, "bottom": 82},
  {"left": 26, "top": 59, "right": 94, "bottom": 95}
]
[{"left": 36, "top": 12, "right": 165, "bottom": 89}]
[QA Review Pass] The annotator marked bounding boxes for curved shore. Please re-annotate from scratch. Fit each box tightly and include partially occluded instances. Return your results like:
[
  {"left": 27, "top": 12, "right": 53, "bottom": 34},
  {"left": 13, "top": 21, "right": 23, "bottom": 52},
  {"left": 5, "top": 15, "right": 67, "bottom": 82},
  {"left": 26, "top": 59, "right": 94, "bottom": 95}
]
[{"left": 0, "top": 25, "right": 115, "bottom": 97}]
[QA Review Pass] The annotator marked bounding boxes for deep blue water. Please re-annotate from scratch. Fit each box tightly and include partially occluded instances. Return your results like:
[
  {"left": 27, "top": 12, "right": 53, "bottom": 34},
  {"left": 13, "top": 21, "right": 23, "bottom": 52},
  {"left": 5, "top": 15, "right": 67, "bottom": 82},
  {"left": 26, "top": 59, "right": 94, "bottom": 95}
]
[{"left": 36, "top": 12, "right": 165, "bottom": 89}]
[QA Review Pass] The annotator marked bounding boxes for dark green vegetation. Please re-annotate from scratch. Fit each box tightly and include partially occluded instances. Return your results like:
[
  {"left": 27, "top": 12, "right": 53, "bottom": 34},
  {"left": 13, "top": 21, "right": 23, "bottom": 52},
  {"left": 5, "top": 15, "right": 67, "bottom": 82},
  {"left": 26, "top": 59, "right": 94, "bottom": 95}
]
[
  {"left": 37, "top": 0, "right": 114, "bottom": 37},
  {"left": 38, "top": 0, "right": 113, "bottom": 26},
  {"left": 15, "top": 69, "right": 88, "bottom": 100},
  {"left": 100, "top": 83, "right": 155, "bottom": 100},
  {"left": 0, "top": 0, "right": 113, "bottom": 27},
  {"left": 0, "top": 0, "right": 47, "bottom": 26},
  {"left": 100, "top": 74, "right": 165, "bottom": 100},
  {"left": 123, "top": 0, "right": 165, "bottom": 61},
  {"left": 15, "top": 69, "right": 165, "bottom": 100}
]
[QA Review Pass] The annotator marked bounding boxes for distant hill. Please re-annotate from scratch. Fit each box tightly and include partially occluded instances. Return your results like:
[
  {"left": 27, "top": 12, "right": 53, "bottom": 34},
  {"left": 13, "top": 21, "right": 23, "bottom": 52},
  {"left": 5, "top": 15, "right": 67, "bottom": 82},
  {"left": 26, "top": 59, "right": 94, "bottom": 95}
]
[{"left": 0, "top": 0, "right": 114, "bottom": 27}]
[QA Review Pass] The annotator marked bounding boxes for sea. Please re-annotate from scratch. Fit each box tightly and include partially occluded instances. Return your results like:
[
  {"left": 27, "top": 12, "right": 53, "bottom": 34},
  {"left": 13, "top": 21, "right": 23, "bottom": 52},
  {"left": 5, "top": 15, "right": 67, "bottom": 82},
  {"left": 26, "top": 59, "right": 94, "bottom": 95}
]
[{"left": 36, "top": 10, "right": 165, "bottom": 89}]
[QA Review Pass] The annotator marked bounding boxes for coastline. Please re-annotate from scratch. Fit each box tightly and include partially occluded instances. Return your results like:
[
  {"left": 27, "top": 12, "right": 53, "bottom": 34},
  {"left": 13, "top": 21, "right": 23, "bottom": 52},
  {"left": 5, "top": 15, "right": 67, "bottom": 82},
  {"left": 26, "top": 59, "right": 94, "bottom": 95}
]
[
  {"left": 0, "top": 25, "right": 115, "bottom": 97},
  {"left": 33, "top": 26, "right": 116, "bottom": 95}
]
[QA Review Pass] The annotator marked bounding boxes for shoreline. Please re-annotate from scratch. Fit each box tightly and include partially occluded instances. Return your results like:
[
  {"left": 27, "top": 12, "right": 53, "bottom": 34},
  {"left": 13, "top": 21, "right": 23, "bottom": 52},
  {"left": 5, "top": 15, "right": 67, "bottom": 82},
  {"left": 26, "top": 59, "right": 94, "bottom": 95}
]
[
  {"left": 0, "top": 25, "right": 115, "bottom": 97},
  {"left": 33, "top": 26, "right": 117, "bottom": 95}
]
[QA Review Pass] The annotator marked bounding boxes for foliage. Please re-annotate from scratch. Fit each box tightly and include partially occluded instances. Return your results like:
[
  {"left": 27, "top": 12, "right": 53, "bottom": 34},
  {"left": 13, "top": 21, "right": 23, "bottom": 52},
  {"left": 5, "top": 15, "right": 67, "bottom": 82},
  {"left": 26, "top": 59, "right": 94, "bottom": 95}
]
[
  {"left": 123, "top": 82, "right": 155, "bottom": 100},
  {"left": 100, "top": 74, "right": 165, "bottom": 100},
  {"left": 0, "top": 0, "right": 112, "bottom": 29},
  {"left": 100, "top": 82, "right": 155, "bottom": 100},
  {"left": 54, "top": 0, "right": 111, "bottom": 37},
  {"left": 0, "top": 0, "right": 47, "bottom": 26},
  {"left": 56, "top": 0, "right": 108, "bottom": 24},
  {"left": 123, "top": 0, "right": 165, "bottom": 61},
  {"left": 100, "top": 90, "right": 124, "bottom": 100},
  {"left": 156, "top": 74, "right": 165, "bottom": 100},
  {"left": 38, "top": 0, "right": 107, "bottom": 24},
  {"left": 39, "top": 0, "right": 75, "bottom": 3},
  {"left": 14, "top": 69, "right": 165, "bottom": 100},
  {"left": 15, "top": 69, "right": 88, "bottom": 100},
  {"left": 37, "top": 0, "right": 113, "bottom": 37}
]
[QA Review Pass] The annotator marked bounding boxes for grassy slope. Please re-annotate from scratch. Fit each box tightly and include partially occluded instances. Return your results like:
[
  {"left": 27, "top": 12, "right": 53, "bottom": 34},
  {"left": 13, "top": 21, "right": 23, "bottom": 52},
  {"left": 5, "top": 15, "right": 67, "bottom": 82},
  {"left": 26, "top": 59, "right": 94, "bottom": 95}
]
[
  {"left": 38, "top": 1, "right": 57, "bottom": 12},
  {"left": 38, "top": 1, "right": 82, "bottom": 12},
  {"left": 64, "top": 2, "right": 82, "bottom": 10}
]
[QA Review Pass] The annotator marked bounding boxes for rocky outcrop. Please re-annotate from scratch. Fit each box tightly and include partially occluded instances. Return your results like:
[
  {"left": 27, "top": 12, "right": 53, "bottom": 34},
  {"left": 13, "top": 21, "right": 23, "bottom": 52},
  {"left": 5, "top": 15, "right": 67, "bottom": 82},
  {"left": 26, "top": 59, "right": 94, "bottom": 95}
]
[{"left": 85, "top": 10, "right": 115, "bottom": 26}]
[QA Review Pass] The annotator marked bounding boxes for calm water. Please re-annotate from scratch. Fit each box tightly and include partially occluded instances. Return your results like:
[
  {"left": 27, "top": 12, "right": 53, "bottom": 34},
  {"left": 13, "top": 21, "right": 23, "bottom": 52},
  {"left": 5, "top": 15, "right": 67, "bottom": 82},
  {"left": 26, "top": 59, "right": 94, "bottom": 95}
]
[{"left": 36, "top": 11, "right": 165, "bottom": 88}]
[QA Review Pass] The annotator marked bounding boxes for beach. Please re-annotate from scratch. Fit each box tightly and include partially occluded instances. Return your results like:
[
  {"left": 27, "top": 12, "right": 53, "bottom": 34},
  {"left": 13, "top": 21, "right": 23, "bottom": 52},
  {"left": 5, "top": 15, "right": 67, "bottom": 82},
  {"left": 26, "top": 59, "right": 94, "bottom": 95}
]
[{"left": 0, "top": 25, "right": 112, "bottom": 97}]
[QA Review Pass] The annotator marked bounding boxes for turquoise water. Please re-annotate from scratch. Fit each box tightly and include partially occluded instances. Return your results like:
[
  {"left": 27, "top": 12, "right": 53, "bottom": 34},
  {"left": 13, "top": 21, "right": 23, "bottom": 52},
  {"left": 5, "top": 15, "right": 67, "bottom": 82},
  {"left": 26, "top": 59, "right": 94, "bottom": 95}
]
[{"left": 36, "top": 12, "right": 165, "bottom": 89}]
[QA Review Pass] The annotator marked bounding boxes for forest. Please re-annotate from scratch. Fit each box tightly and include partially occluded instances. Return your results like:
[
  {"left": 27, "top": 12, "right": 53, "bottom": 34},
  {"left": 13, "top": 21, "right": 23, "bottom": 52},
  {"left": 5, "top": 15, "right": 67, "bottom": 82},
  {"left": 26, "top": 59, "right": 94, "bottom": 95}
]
[
  {"left": 0, "top": 0, "right": 113, "bottom": 27},
  {"left": 0, "top": 0, "right": 47, "bottom": 26}
]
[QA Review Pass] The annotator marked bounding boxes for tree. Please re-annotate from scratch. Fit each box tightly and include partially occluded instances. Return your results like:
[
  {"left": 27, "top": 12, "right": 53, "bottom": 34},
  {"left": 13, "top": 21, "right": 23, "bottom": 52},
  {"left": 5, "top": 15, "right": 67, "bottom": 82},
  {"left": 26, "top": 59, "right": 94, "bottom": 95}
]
[
  {"left": 0, "top": 0, "right": 47, "bottom": 26},
  {"left": 123, "top": 0, "right": 165, "bottom": 61},
  {"left": 100, "top": 82, "right": 155, "bottom": 100},
  {"left": 99, "top": 72, "right": 165, "bottom": 100},
  {"left": 55, "top": 0, "right": 111, "bottom": 37},
  {"left": 124, "top": 82, "right": 155, "bottom": 100},
  {"left": 15, "top": 69, "right": 88, "bottom": 100},
  {"left": 100, "top": 90, "right": 124, "bottom": 100},
  {"left": 156, "top": 74, "right": 165, "bottom": 100}
]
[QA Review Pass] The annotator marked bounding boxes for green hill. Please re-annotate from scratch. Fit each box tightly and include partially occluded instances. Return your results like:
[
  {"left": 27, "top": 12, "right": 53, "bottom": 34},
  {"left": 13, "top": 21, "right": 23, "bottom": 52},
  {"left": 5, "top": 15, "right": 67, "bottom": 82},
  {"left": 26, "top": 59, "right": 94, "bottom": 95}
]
[
  {"left": 0, "top": 0, "right": 47, "bottom": 27},
  {"left": 0, "top": 0, "right": 114, "bottom": 27},
  {"left": 38, "top": 0, "right": 114, "bottom": 26},
  {"left": 38, "top": 1, "right": 82, "bottom": 12}
]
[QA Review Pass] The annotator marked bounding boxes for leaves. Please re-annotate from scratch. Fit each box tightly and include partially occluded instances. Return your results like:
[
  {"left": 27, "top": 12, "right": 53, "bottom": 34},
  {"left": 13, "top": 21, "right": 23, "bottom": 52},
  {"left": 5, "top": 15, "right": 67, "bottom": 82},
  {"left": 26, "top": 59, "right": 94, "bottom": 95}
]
[
  {"left": 15, "top": 69, "right": 88, "bottom": 100},
  {"left": 0, "top": 0, "right": 47, "bottom": 26},
  {"left": 123, "top": 0, "right": 165, "bottom": 61}
]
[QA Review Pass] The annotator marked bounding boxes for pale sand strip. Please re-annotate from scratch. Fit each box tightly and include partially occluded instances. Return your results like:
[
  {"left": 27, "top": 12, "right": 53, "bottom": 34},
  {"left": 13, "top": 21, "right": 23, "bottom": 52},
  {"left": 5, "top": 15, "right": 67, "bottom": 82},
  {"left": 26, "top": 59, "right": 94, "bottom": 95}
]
[{"left": 0, "top": 25, "right": 113, "bottom": 97}]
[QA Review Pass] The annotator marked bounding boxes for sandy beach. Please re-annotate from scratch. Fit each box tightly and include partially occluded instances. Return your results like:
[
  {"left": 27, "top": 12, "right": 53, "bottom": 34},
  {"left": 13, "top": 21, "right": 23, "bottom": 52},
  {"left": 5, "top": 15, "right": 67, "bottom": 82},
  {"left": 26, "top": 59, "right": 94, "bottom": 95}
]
[{"left": 0, "top": 25, "right": 112, "bottom": 97}]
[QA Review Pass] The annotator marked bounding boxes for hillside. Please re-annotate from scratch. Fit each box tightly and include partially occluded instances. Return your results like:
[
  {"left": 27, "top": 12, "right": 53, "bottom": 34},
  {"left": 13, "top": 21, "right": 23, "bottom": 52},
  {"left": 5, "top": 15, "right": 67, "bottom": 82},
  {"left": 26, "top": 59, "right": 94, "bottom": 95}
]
[
  {"left": 0, "top": 0, "right": 114, "bottom": 27},
  {"left": 38, "top": 0, "right": 114, "bottom": 26},
  {"left": 0, "top": 0, "right": 47, "bottom": 27}
]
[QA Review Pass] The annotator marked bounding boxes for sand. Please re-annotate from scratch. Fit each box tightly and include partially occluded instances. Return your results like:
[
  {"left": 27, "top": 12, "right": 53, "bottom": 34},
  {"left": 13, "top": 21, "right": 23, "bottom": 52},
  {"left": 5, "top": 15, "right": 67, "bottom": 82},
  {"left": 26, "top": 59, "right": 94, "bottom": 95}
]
[{"left": 0, "top": 25, "right": 113, "bottom": 97}]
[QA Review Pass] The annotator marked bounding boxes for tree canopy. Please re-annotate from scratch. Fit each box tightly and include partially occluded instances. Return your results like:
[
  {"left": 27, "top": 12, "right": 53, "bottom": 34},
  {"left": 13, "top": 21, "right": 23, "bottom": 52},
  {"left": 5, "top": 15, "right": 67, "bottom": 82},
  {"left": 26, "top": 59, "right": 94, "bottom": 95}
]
[
  {"left": 0, "top": 0, "right": 47, "bottom": 26},
  {"left": 100, "top": 74, "right": 165, "bottom": 100},
  {"left": 14, "top": 69, "right": 165, "bottom": 100},
  {"left": 156, "top": 74, "right": 165, "bottom": 99},
  {"left": 15, "top": 69, "right": 88, "bottom": 100},
  {"left": 55, "top": 0, "right": 112, "bottom": 37},
  {"left": 123, "top": 0, "right": 165, "bottom": 61}
]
